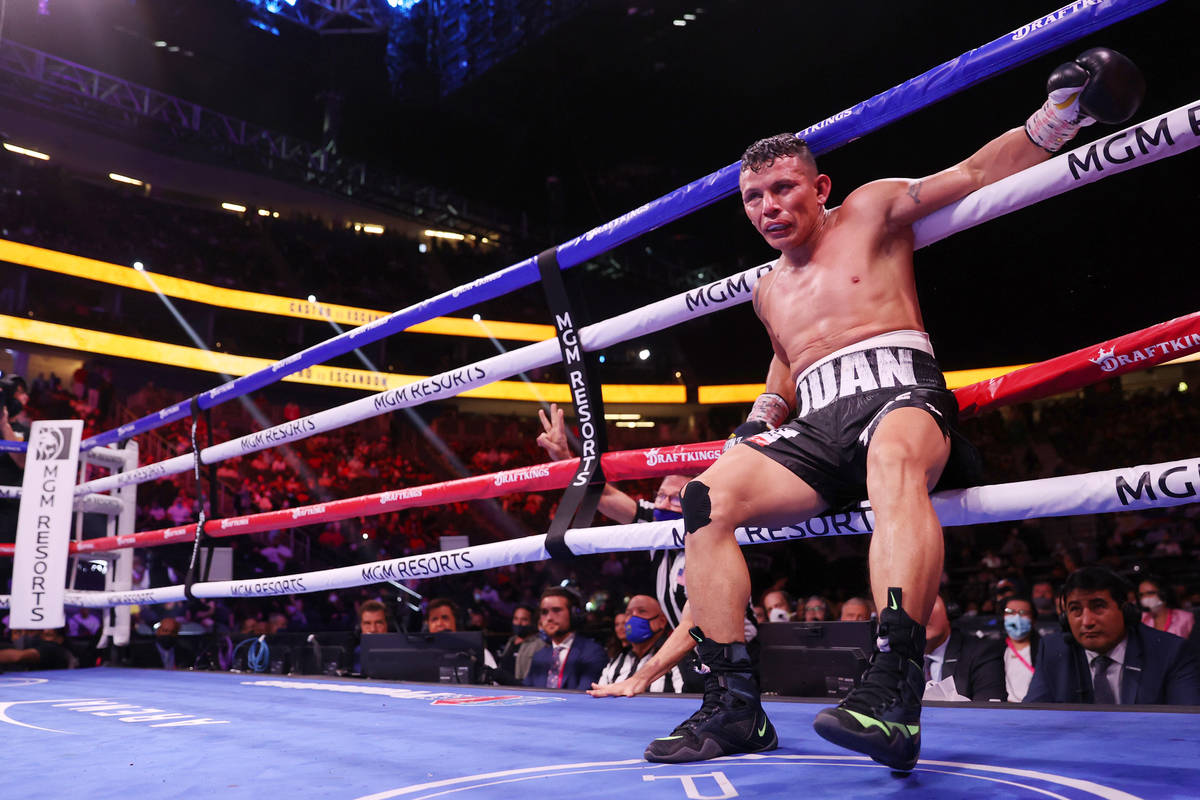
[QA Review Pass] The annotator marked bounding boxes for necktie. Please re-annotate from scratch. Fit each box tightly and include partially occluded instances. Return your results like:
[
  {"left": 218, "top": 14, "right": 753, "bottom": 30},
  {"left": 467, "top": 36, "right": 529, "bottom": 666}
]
[
  {"left": 548, "top": 644, "right": 567, "bottom": 688},
  {"left": 923, "top": 655, "right": 934, "bottom": 682},
  {"left": 1092, "top": 654, "right": 1116, "bottom": 704}
]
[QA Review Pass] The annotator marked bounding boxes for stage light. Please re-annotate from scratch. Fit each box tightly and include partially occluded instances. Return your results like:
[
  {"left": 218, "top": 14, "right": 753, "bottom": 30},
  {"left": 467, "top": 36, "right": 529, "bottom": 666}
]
[
  {"left": 361, "top": 224, "right": 384, "bottom": 235},
  {"left": 2, "top": 143, "right": 50, "bottom": 160},
  {"left": 257, "top": 208, "right": 271, "bottom": 216},
  {"left": 638, "top": 348, "right": 650, "bottom": 360},
  {"left": 132, "top": 261, "right": 145, "bottom": 271},
  {"left": 108, "top": 173, "right": 144, "bottom": 186},
  {"left": 221, "top": 202, "right": 247, "bottom": 213},
  {"left": 423, "top": 229, "right": 466, "bottom": 241},
  {"left": 307, "top": 295, "right": 317, "bottom": 303}
]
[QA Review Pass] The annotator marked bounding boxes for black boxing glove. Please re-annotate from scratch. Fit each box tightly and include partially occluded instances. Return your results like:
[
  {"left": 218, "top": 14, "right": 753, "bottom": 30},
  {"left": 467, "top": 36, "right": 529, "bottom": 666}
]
[
  {"left": 724, "top": 392, "right": 790, "bottom": 452},
  {"left": 1025, "top": 47, "right": 1145, "bottom": 153}
]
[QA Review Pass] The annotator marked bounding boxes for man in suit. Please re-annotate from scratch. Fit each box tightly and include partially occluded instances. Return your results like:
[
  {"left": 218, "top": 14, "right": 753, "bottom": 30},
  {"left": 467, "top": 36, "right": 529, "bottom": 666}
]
[
  {"left": 1025, "top": 566, "right": 1200, "bottom": 705},
  {"left": 525, "top": 587, "right": 606, "bottom": 690},
  {"left": 923, "top": 595, "right": 1005, "bottom": 701}
]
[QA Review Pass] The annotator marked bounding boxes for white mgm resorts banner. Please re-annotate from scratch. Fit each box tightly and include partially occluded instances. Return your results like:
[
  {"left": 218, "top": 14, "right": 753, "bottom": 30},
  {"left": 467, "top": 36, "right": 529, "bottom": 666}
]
[{"left": 10, "top": 419, "right": 83, "bottom": 628}]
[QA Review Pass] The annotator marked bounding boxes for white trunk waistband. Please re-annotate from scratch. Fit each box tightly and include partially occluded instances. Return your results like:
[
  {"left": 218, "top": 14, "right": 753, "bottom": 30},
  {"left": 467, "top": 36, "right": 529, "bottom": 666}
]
[{"left": 794, "top": 330, "right": 934, "bottom": 391}]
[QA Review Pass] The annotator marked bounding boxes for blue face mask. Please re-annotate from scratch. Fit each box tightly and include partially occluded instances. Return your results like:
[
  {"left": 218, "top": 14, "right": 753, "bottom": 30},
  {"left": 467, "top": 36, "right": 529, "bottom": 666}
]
[
  {"left": 1004, "top": 615, "right": 1033, "bottom": 639},
  {"left": 624, "top": 614, "right": 660, "bottom": 643},
  {"left": 653, "top": 508, "right": 682, "bottom": 522}
]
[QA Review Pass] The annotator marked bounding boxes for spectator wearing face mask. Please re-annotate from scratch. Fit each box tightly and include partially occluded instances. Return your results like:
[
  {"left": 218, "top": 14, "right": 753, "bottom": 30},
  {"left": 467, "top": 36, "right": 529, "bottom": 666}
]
[
  {"left": 761, "top": 590, "right": 796, "bottom": 623},
  {"left": 492, "top": 604, "right": 546, "bottom": 684},
  {"left": 1000, "top": 595, "right": 1040, "bottom": 702},
  {"left": 1031, "top": 581, "right": 1058, "bottom": 621},
  {"left": 1138, "top": 576, "right": 1193, "bottom": 640},
  {"left": 597, "top": 595, "right": 684, "bottom": 693}
]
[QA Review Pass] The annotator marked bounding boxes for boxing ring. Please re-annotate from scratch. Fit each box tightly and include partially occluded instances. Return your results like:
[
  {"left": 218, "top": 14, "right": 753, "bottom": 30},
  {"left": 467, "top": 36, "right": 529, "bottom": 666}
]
[{"left": 2, "top": 1, "right": 1200, "bottom": 797}]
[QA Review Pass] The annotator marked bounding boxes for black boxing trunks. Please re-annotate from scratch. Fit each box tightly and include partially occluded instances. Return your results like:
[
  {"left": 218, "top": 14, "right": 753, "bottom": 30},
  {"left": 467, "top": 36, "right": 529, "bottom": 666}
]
[{"left": 741, "top": 330, "right": 980, "bottom": 508}]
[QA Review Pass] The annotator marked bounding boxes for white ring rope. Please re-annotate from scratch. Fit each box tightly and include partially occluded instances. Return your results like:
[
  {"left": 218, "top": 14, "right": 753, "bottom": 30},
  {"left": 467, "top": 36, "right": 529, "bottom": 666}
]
[
  {"left": 7, "top": 454, "right": 1194, "bottom": 610},
  {"left": 0, "top": 485, "right": 123, "bottom": 515},
  {"left": 70, "top": 99, "right": 1200, "bottom": 499}
]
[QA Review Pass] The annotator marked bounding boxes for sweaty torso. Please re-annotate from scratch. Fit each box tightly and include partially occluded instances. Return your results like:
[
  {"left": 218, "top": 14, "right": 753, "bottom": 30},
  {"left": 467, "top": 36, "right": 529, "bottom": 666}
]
[{"left": 754, "top": 198, "right": 924, "bottom": 382}]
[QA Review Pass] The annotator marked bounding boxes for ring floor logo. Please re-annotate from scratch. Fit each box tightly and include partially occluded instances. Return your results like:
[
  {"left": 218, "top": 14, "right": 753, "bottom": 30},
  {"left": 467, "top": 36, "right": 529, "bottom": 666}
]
[
  {"left": 355, "top": 754, "right": 1144, "bottom": 800},
  {"left": 0, "top": 679, "right": 230, "bottom": 734}
]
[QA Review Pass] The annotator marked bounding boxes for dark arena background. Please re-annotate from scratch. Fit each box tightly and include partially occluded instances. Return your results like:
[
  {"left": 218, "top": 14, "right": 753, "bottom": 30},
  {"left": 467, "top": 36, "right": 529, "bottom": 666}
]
[{"left": 0, "top": 1, "right": 1198, "bottom": 798}]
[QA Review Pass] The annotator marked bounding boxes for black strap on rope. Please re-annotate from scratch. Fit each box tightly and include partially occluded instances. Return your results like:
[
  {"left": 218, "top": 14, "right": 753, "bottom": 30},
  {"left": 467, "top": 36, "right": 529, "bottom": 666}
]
[
  {"left": 537, "top": 247, "right": 608, "bottom": 560},
  {"left": 183, "top": 396, "right": 212, "bottom": 601}
]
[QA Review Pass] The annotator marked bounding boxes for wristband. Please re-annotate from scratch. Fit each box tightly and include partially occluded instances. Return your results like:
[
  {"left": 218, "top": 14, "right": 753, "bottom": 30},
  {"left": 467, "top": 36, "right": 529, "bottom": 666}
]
[{"left": 747, "top": 392, "right": 790, "bottom": 428}]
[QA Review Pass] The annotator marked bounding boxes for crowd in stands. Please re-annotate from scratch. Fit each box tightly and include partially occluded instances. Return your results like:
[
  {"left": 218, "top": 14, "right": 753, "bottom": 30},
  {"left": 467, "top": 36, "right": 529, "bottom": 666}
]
[{"left": 0, "top": 159, "right": 519, "bottom": 317}]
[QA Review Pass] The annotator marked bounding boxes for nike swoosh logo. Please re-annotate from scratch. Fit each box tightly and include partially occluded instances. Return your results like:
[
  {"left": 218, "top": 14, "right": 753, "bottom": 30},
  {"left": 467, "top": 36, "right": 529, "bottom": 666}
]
[
  {"left": 845, "top": 709, "right": 919, "bottom": 738},
  {"left": 889, "top": 590, "right": 900, "bottom": 611},
  {"left": 756, "top": 717, "right": 768, "bottom": 738}
]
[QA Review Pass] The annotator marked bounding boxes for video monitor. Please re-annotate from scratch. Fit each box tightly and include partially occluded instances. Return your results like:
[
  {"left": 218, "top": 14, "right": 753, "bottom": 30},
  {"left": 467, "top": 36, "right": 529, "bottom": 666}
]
[
  {"left": 360, "top": 631, "right": 485, "bottom": 683},
  {"left": 758, "top": 620, "right": 875, "bottom": 698}
]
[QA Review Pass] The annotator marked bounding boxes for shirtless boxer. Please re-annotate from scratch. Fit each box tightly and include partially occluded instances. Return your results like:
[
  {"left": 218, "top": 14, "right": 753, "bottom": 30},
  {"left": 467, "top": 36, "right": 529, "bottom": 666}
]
[{"left": 644, "top": 48, "right": 1143, "bottom": 770}]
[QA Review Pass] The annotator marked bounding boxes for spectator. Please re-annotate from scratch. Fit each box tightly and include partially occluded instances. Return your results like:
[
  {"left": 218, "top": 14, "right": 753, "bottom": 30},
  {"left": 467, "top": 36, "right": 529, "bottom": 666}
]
[
  {"left": 425, "top": 598, "right": 459, "bottom": 634},
  {"left": 0, "top": 627, "right": 39, "bottom": 667},
  {"left": 1001, "top": 595, "right": 1040, "bottom": 702},
  {"left": 1025, "top": 566, "right": 1200, "bottom": 705},
  {"left": 922, "top": 596, "right": 1005, "bottom": 702},
  {"left": 18, "top": 627, "right": 78, "bottom": 670},
  {"left": 1138, "top": 575, "right": 1194, "bottom": 640},
  {"left": 67, "top": 607, "right": 102, "bottom": 638},
  {"left": 761, "top": 590, "right": 795, "bottom": 623},
  {"left": 802, "top": 595, "right": 832, "bottom": 622},
  {"left": 0, "top": 377, "right": 30, "bottom": 558},
  {"left": 840, "top": 597, "right": 873, "bottom": 622},
  {"left": 493, "top": 604, "right": 544, "bottom": 684},
  {"left": 1031, "top": 581, "right": 1057, "bottom": 621},
  {"left": 598, "top": 595, "right": 684, "bottom": 693},
  {"left": 153, "top": 616, "right": 184, "bottom": 669},
  {"left": 524, "top": 587, "right": 605, "bottom": 690},
  {"left": 607, "top": 612, "right": 629, "bottom": 660},
  {"left": 359, "top": 599, "right": 389, "bottom": 634}
]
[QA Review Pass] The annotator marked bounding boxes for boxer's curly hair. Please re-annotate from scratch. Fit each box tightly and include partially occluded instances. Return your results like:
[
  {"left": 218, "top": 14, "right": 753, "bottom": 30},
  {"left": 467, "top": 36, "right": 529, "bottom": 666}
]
[{"left": 741, "top": 134, "right": 818, "bottom": 174}]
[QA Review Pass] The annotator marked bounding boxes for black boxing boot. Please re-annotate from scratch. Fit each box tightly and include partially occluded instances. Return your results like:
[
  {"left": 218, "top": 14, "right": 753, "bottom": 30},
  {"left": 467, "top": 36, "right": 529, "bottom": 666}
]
[
  {"left": 644, "top": 628, "right": 777, "bottom": 763},
  {"left": 813, "top": 588, "right": 926, "bottom": 772}
]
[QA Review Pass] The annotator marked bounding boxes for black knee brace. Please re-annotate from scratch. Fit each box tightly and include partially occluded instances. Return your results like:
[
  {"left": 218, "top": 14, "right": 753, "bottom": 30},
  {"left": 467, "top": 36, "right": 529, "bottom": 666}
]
[{"left": 680, "top": 480, "right": 712, "bottom": 534}]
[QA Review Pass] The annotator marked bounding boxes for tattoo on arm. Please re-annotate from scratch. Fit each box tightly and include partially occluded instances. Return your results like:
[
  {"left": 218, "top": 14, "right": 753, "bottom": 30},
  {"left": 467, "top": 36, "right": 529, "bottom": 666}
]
[{"left": 907, "top": 180, "right": 923, "bottom": 204}]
